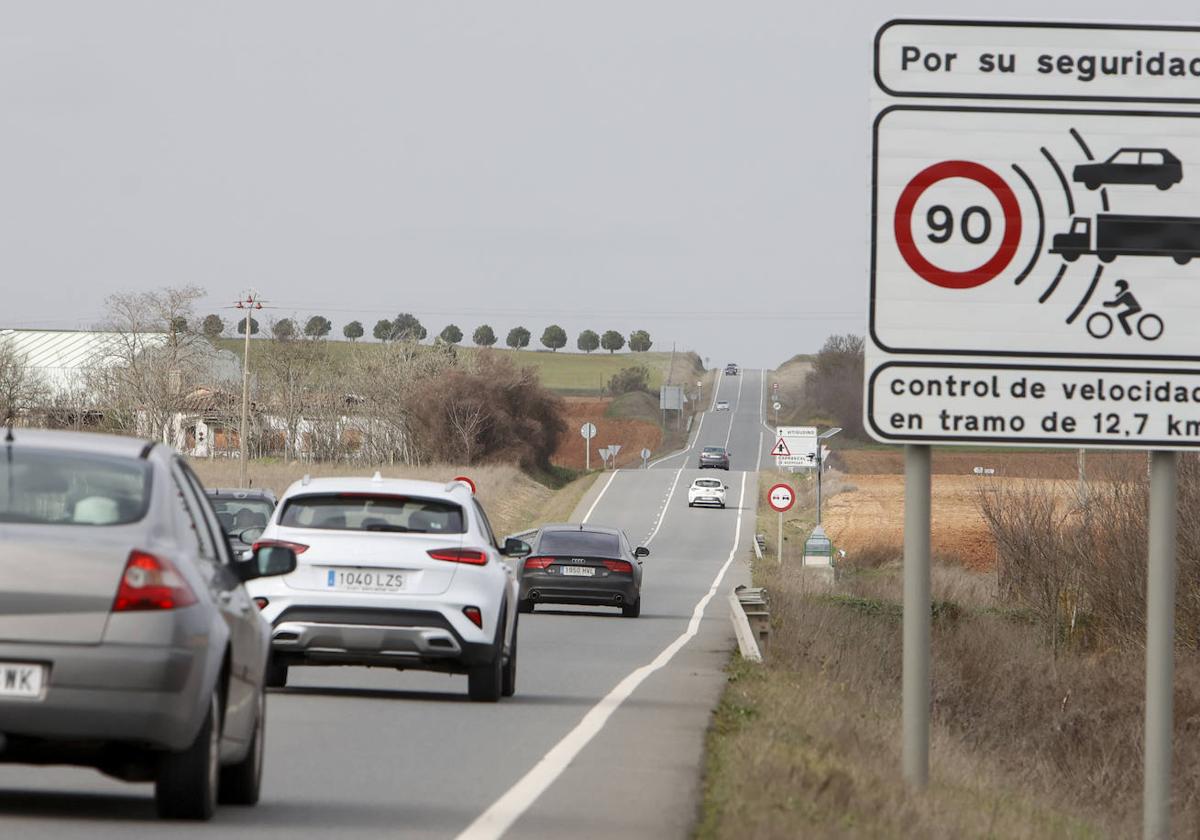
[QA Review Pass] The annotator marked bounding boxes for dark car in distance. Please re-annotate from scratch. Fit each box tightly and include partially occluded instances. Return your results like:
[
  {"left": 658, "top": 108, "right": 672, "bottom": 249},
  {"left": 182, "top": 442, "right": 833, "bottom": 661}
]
[
  {"left": 205, "top": 488, "right": 278, "bottom": 557},
  {"left": 1073, "top": 148, "right": 1182, "bottom": 191},
  {"left": 724, "top": 364, "right": 739, "bottom": 375},
  {"left": 698, "top": 446, "right": 731, "bottom": 470},
  {"left": 518, "top": 524, "right": 647, "bottom": 617}
]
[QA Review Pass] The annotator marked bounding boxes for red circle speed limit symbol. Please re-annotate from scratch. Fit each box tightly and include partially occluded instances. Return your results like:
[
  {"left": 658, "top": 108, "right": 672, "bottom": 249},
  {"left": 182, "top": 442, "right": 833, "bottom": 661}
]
[
  {"left": 893, "top": 160, "right": 1022, "bottom": 290},
  {"left": 767, "top": 483, "right": 795, "bottom": 513}
]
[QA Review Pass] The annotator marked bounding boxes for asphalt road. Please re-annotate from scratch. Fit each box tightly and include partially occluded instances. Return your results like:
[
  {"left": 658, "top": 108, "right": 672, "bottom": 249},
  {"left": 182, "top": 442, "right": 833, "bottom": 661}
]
[{"left": 0, "top": 369, "right": 771, "bottom": 839}]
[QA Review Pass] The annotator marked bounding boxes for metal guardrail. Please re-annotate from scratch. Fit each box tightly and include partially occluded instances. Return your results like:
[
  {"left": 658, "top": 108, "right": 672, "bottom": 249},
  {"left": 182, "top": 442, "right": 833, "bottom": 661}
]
[
  {"left": 729, "top": 585, "right": 769, "bottom": 663},
  {"left": 752, "top": 534, "right": 766, "bottom": 560}
]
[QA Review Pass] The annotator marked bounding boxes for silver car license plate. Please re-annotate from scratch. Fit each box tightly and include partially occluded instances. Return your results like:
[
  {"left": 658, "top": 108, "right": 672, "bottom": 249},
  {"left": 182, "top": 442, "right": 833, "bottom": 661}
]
[
  {"left": 561, "top": 566, "right": 595, "bottom": 577},
  {"left": 0, "top": 662, "right": 46, "bottom": 700},
  {"left": 325, "top": 568, "right": 406, "bottom": 593}
]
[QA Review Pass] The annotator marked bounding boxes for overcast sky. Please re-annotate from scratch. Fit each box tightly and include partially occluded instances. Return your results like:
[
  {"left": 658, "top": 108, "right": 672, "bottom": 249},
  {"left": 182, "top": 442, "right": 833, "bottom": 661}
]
[{"left": 2, "top": 1, "right": 1196, "bottom": 367}]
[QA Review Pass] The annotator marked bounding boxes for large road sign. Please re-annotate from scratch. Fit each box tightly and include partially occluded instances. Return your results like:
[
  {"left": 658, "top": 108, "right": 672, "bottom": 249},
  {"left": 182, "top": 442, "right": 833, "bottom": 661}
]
[
  {"left": 868, "top": 19, "right": 1200, "bottom": 450},
  {"left": 580, "top": 423, "right": 597, "bottom": 440},
  {"left": 774, "top": 426, "right": 817, "bottom": 467}
]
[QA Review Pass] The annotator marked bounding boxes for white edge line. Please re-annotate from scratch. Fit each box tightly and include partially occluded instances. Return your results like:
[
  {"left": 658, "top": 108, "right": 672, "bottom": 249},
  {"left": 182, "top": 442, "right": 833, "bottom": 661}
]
[
  {"left": 722, "top": 368, "right": 744, "bottom": 450},
  {"left": 581, "top": 470, "right": 620, "bottom": 524},
  {"left": 454, "top": 469, "right": 749, "bottom": 840}
]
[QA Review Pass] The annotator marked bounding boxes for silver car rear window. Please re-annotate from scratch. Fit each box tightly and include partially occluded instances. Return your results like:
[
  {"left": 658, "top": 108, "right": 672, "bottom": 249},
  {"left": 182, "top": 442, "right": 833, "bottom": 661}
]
[
  {"left": 278, "top": 494, "right": 465, "bottom": 534},
  {"left": 537, "top": 530, "right": 620, "bottom": 557},
  {"left": 0, "top": 448, "right": 152, "bottom": 526}
]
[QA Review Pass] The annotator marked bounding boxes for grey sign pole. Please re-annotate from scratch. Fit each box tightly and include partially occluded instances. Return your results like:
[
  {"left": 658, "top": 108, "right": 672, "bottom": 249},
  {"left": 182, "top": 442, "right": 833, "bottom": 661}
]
[
  {"left": 1144, "top": 451, "right": 1178, "bottom": 840},
  {"left": 903, "top": 444, "right": 931, "bottom": 789}
]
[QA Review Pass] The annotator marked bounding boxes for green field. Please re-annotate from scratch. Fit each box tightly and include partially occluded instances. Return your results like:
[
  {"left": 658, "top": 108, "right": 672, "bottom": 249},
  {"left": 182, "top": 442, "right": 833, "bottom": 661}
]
[{"left": 215, "top": 338, "right": 702, "bottom": 395}]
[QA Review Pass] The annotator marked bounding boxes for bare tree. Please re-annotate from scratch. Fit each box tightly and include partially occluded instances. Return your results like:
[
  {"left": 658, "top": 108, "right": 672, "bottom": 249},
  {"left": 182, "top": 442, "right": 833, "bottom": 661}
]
[
  {"left": 0, "top": 342, "right": 46, "bottom": 423},
  {"left": 257, "top": 335, "right": 333, "bottom": 461},
  {"left": 97, "top": 286, "right": 210, "bottom": 441}
]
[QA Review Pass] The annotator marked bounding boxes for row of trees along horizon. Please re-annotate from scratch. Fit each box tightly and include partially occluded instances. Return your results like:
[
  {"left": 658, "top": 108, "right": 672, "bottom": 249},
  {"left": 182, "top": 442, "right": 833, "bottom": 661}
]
[{"left": 199, "top": 312, "right": 653, "bottom": 353}]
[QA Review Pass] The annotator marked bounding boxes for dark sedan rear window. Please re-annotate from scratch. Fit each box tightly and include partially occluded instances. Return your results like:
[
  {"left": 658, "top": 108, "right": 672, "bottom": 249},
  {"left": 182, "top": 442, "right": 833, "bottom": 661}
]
[
  {"left": 537, "top": 530, "right": 621, "bottom": 557},
  {"left": 278, "top": 494, "right": 464, "bottom": 534},
  {"left": 0, "top": 447, "right": 152, "bottom": 526},
  {"left": 702, "top": 447, "right": 726, "bottom": 455}
]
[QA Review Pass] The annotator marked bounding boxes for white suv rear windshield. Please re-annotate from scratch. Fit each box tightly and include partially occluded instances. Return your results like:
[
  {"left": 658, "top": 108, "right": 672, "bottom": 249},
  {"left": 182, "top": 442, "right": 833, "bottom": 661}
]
[
  {"left": 0, "top": 448, "right": 151, "bottom": 526},
  {"left": 279, "top": 494, "right": 465, "bottom": 534}
]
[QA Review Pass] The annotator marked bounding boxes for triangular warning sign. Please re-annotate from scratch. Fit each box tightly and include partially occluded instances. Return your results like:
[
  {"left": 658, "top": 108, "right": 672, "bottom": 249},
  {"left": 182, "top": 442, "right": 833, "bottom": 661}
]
[{"left": 771, "top": 438, "right": 791, "bottom": 457}]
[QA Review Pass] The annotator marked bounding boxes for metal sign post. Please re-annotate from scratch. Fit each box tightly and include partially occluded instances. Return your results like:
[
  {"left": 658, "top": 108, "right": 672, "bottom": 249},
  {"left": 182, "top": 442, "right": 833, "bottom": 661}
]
[
  {"left": 640, "top": 447, "right": 651, "bottom": 468},
  {"left": 580, "top": 422, "right": 597, "bottom": 470},
  {"left": 871, "top": 20, "right": 1196, "bottom": 822}
]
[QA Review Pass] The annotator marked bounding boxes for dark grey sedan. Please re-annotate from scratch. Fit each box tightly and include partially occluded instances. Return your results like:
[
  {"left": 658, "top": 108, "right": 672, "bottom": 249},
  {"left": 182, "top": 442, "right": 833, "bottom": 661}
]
[
  {"left": 517, "top": 524, "right": 648, "bottom": 617},
  {"left": 698, "top": 446, "right": 731, "bottom": 470},
  {"left": 206, "top": 487, "right": 278, "bottom": 556},
  {"left": 0, "top": 429, "right": 296, "bottom": 820}
]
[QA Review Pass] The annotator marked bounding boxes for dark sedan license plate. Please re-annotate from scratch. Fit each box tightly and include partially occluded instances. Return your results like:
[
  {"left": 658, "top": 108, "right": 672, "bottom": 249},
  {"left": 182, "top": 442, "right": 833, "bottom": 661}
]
[{"left": 561, "top": 566, "right": 595, "bottom": 577}]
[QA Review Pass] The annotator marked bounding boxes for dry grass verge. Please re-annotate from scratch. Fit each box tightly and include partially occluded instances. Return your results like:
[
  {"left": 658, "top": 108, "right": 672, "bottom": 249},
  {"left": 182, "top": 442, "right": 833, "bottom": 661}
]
[
  {"left": 698, "top": 557, "right": 1200, "bottom": 838},
  {"left": 189, "top": 459, "right": 596, "bottom": 538}
]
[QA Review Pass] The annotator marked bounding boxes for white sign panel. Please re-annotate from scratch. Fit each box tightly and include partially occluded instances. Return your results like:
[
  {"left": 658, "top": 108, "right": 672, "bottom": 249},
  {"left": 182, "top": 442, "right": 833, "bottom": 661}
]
[
  {"left": 868, "top": 19, "right": 1200, "bottom": 449},
  {"left": 774, "top": 426, "right": 818, "bottom": 466}
]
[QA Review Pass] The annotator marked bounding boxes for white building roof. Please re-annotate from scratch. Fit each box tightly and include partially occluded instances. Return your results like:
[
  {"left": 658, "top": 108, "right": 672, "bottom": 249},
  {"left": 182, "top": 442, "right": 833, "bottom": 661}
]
[{"left": 0, "top": 329, "right": 169, "bottom": 398}]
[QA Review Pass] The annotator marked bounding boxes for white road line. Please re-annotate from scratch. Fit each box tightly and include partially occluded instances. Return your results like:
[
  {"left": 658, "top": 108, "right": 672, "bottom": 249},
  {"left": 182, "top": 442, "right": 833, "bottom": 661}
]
[
  {"left": 581, "top": 470, "right": 620, "bottom": 523},
  {"left": 722, "top": 368, "right": 744, "bottom": 450},
  {"left": 455, "top": 470, "right": 749, "bottom": 840},
  {"left": 642, "top": 468, "right": 685, "bottom": 547},
  {"left": 753, "top": 369, "right": 763, "bottom": 472}
]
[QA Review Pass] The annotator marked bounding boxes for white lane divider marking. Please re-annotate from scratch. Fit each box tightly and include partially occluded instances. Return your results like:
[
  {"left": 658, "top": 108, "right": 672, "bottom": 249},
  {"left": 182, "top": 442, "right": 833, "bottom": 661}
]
[
  {"left": 756, "top": 369, "right": 766, "bottom": 471},
  {"left": 722, "top": 367, "right": 745, "bottom": 450},
  {"left": 455, "top": 470, "right": 749, "bottom": 840},
  {"left": 581, "top": 470, "right": 620, "bottom": 523},
  {"left": 641, "top": 468, "right": 684, "bottom": 546}
]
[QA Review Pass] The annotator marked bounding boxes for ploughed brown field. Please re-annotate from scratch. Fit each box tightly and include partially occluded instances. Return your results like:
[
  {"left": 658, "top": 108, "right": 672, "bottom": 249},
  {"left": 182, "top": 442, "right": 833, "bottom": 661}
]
[
  {"left": 824, "top": 449, "right": 1146, "bottom": 571},
  {"left": 552, "top": 397, "right": 662, "bottom": 470}
]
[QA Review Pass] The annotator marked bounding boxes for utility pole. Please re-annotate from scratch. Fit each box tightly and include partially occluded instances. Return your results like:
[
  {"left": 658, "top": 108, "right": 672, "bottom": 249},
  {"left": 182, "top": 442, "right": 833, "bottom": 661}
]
[{"left": 236, "top": 292, "right": 263, "bottom": 488}]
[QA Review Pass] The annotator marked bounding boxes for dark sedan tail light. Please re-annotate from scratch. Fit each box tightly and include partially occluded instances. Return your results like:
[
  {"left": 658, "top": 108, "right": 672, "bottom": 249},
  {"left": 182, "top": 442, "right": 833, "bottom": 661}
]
[
  {"left": 602, "top": 559, "right": 633, "bottom": 574},
  {"left": 523, "top": 556, "right": 554, "bottom": 571},
  {"left": 428, "top": 548, "right": 488, "bottom": 566},
  {"left": 112, "top": 550, "right": 198, "bottom": 612}
]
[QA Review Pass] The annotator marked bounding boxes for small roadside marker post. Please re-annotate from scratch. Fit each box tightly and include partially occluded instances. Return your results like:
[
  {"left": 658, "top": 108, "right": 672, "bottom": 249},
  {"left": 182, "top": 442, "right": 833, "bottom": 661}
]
[
  {"left": 641, "top": 447, "right": 651, "bottom": 468},
  {"left": 767, "top": 483, "right": 795, "bottom": 564}
]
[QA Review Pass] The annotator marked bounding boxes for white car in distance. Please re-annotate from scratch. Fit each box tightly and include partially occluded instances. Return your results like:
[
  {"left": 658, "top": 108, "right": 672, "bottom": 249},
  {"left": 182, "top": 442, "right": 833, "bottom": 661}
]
[
  {"left": 688, "top": 477, "right": 728, "bottom": 509},
  {"left": 245, "top": 474, "right": 525, "bottom": 702},
  {"left": 715, "top": 400, "right": 730, "bottom": 411}
]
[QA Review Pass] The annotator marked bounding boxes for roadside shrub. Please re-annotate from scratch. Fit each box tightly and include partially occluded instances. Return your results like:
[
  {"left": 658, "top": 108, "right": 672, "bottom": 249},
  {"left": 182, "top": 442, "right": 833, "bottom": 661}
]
[
  {"left": 607, "top": 365, "right": 650, "bottom": 396},
  {"left": 407, "top": 352, "right": 565, "bottom": 470}
]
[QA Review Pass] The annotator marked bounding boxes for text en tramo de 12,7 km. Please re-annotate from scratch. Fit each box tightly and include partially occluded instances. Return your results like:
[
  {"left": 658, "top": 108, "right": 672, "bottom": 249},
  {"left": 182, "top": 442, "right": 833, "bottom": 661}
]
[{"left": 871, "top": 367, "right": 1200, "bottom": 446}]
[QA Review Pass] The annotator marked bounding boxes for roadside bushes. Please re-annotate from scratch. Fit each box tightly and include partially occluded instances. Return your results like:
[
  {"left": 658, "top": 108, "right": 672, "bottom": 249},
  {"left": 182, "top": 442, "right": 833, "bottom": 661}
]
[
  {"left": 606, "top": 365, "right": 650, "bottom": 396},
  {"left": 407, "top": 352, "right": 565, "bottom": 470},
  {"left": 977, "top": 453, "right": 1200, "bottom": 651}
]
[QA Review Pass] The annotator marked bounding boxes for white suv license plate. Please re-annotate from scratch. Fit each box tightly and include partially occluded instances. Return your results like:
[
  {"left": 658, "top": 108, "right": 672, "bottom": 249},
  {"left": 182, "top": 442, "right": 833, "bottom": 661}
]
[
  {"left": 0, "top": 662, "right": 46, "bottom": 700},
  {"left": 562, "top": 566, "right": 595, "bottom": 577},
  {"left": 325, "top": 569, "right": 406, "bottom": 593}
]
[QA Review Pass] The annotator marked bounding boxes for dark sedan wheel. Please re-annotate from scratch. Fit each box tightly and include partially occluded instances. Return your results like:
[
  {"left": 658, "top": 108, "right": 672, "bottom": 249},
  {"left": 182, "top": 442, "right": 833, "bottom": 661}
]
[
  {"left": 622, "top": 597, "right": 642, "bottom": 618},
  {"left": 219, "top": 686, "right": 265, "bottom": 805},
  {"left": 156, "top": 690, "right": 220, "bottom": 820}
]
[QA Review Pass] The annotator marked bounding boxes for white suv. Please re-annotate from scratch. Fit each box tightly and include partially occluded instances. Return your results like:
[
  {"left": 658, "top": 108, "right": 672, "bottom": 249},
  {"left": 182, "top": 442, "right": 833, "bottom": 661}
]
[
  {"left": 245, "top": 475, "right": 525, "bottom": 702},
  {"left": 687, "top": 478, "right": 728, "bottom": 508}
]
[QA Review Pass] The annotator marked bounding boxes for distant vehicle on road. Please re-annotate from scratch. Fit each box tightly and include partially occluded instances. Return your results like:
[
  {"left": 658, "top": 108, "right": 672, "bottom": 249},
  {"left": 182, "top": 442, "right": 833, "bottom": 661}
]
[
  {"left": 206, "top": 487, "right": 277, "bottom": 557},
  {"left": 0, "top": 429, "right": 297, "bottom": 820},
  {"left": 1050, "top": 214, "right": 1200, "bottom": 265},
  {"left": 1073, "top": 148, "right": 1182, "bottom": 191},
  {"left": 246, "top": 475, "right": 524, "bottom": 702},
  {"left": 688, "top": 478, "right": 728, "bottom": 508},
  {"left": 724, "top": 364, "right": 739, "bottom": 375},
  {"left": 518, "top": 524, "right": 647, "bottom": 617},
  {"left": 699, "top": 446, "right": 731, "bottom": 470},
  {"left": 715, "top": 400, "right": 730, "bottom": 411}
]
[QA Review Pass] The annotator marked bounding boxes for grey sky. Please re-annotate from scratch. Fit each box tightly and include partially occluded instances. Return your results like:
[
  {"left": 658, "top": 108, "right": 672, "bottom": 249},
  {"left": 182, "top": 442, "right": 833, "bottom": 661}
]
[{"left": 2, "top": 2, "right": 1196, "bottom": 367}]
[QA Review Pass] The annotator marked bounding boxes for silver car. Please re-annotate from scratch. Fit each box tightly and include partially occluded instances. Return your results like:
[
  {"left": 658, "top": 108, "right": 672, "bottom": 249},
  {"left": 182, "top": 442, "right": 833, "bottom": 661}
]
[{"left": 0, "top": 428, "right": 296, "bottom": 820}]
